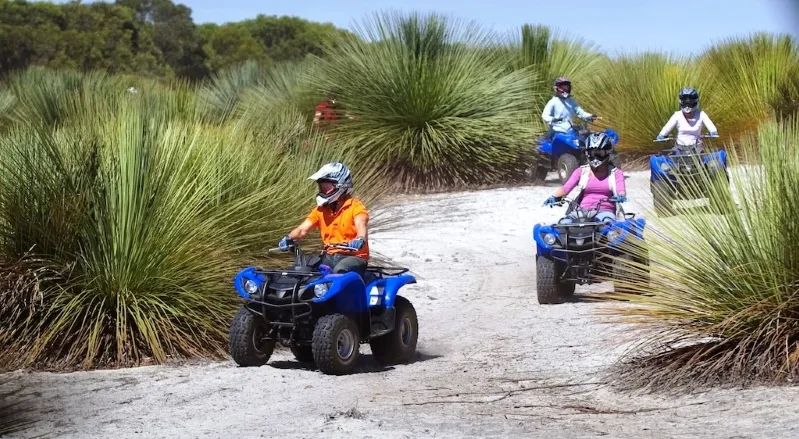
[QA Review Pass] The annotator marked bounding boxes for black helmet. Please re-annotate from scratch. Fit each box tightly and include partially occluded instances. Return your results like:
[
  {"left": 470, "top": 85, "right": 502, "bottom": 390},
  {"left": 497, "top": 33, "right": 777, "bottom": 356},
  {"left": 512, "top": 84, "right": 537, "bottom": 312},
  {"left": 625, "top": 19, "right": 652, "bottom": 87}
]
[
  {"left": 554, "top": 77, "right": 572, "bottom": 98},
  {"left": 679, "top": 87, "right": 699, "bottom": 113},
  {"left": 584, "top": 132, "right": 613, "bottom": 169}
]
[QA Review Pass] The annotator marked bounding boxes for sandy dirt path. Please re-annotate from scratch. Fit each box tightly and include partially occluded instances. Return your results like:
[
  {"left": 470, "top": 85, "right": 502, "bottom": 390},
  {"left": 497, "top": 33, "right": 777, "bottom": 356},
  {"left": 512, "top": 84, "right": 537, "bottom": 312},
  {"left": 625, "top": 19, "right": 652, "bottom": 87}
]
[{"left": 3, "top": 170, "right": 799, "bottom": 438}]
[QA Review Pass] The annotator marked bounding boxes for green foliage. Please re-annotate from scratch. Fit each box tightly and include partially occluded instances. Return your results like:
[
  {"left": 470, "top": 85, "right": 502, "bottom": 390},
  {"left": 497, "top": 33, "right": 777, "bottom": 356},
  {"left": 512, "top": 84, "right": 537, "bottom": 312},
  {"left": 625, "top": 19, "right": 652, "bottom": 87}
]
[
  {"left": 700, "top": 33, "right": 799, "bottom": 136},
  {"left": 0, "top": 68, "right": 390, "bottom": 370},
  {"left": 603, "top": 117, "right": 799, "bottom": 390},
  {"left": 0, "top": 0, "right": 166, "bottom": 76},
  {"left": 0, "top": 0, "right": 355, "bottom": 80},
  {"left": 771, "top": 63, "right": 799, "bottom": 121},
  {"left": 503, "top": 24, "right": 603, "bottom": 119},
  {"left": 313, "top": 10, "right": 538, "bottom": 190},
  {"left": 585, "top": 53, "right": 704, "bottom": 151}
]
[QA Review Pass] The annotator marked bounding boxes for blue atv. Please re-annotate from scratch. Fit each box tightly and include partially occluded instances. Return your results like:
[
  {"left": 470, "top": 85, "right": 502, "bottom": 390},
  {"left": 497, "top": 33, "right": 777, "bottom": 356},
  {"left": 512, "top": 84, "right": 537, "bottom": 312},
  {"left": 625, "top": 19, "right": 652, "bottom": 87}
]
[
  {"left": 228, "top": 242, "right": 419, "bottom": 375},
  {"left": 533, "top": 197, "right": 649, "bottom": 304},
  {"left": 532, "top": 118, "right": 620, "bottom": 184},
  {"left": 649, "top": 134, "right": 727, "bottom": 217}
]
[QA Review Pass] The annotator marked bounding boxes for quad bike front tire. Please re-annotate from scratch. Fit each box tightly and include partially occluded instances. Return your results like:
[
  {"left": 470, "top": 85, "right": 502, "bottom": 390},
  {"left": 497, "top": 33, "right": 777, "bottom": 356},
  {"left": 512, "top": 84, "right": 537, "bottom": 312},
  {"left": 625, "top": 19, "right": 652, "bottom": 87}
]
[
  {"left": 557, "top": 154, "right": 579, "bottom": 184},
  {"left": 290, "top": 346, "right": 315, "bottom": 363},
  {"left": 370, "top": 296, "right": 419, "bottom": 366},
  {"left": 536, "top": 256, "right": 575, "bottom": 304},
  {"left": 312, "top": 314, "right": 361, "bottom": 375},
  {"left": 228, "top": 306, "right": 276, "bottom": 367}
]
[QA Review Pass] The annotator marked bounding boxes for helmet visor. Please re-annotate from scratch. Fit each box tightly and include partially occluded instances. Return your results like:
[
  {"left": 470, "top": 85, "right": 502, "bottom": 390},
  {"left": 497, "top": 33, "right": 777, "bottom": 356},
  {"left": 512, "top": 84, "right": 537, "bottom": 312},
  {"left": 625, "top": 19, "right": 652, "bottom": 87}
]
[
  {"left": 680, "top": 97, "right": 697, "bottom": 108},
  {"left": 588, "top": 148, "right": 609, "bottom": 159},
  {"left": 318, "top": 180, "right": 337, "bottom": 195},
  {"left": 557, "top": 83, "right": 571, "bottom": 94}
]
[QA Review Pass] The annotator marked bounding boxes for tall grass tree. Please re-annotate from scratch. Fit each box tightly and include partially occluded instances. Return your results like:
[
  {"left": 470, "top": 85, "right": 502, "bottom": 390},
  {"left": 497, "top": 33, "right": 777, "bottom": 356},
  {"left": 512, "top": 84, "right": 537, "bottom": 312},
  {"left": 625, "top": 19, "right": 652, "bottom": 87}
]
[
  {"left": 311, "top": 10, "right": 537, "bottom": 191},
  {"left": 601, "top": 116, "right": 799, "bottom": 391}
]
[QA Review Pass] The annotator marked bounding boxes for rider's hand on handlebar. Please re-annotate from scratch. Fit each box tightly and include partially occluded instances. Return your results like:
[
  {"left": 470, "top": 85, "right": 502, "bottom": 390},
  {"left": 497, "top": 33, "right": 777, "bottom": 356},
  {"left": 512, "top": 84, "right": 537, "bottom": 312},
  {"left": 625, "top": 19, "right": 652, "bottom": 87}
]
[
  {"left": 655, "top": 134, "right": 666, "bottom": 141},
  {"left": 278, "top": 235, "right": 293, "bottom": 251},
  {"left": 613, "top": 194, "right": 627, "bottom": 203},
  {"left": 348, "top": 236, "right": 365, "bottom": 250},
  {"left": 708, "top": 131, "right": 719, "bottom": 138},
  {"left": 543, "top": 195, "right": 559, "bottom": 207}
]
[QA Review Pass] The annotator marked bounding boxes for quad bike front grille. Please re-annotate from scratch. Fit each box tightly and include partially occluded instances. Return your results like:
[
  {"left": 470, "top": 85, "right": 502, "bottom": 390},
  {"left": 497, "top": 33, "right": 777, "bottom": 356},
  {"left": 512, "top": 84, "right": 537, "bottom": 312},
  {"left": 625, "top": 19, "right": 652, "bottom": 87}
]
[{"left": 552, "top": 222, "right": 610, "bottom": 284}]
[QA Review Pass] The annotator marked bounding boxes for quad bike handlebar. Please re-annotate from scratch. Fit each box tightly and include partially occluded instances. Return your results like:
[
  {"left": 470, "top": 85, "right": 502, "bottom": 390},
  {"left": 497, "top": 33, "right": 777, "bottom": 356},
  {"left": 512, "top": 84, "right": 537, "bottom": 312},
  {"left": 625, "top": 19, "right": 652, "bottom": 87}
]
[
  {"left": 550, "top": 195, "right": 624, "bottom": 208},
  {"left": 549, "top": 196, "right": 629, "bottom": 221},
  {"left": 551, "top": 115, "right": 601, "bottom": 126},
  {"left": 654, "top": 134, "right": 718, "bottom": 143},
  {"left": 267, "top": 241, "right": 360, "bottom": 254},
  {"left": 323, "top": 242, "right": 360, "bottom": 252},
  {"left": 653, "top": 134, "right": 719, "bottom": 155}
]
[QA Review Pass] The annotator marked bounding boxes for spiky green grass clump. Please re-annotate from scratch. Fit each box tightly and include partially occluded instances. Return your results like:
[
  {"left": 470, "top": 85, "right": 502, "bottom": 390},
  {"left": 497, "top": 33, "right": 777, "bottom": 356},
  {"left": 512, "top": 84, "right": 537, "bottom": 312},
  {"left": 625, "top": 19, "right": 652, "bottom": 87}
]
[
  {"left": 603, "top": 116, "right": 799, "bottom": 391},
  {"left": 700, "top": 33, "right": 799, "bottom": 137},
  {"left": 0, "top": 69, "right": 389, "bottom": 370},
  {"left": 312, "top": 10, "right": 537, "bottom": 190}
]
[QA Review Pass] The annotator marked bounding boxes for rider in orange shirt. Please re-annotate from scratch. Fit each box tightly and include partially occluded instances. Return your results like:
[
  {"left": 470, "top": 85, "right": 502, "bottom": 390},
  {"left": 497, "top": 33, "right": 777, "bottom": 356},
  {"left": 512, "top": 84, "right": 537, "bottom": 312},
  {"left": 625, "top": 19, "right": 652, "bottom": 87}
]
[{"left": 279, "top": 162, "right": 369, "bottom": 277}]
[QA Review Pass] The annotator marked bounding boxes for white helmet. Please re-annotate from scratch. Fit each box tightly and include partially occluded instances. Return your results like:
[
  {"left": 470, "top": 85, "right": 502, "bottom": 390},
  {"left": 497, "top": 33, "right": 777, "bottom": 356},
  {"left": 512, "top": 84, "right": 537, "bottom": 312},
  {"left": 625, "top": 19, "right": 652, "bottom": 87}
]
[{"left": 308, "top": 162, "right": 354, "bottom": 207}]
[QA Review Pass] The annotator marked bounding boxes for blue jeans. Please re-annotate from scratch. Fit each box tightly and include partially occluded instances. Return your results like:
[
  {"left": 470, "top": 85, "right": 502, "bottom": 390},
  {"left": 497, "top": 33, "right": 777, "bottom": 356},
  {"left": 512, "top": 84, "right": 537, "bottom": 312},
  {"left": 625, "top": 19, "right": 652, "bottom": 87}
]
[{"left": 559, "top": 210, "right": 616, "bottom": 225}]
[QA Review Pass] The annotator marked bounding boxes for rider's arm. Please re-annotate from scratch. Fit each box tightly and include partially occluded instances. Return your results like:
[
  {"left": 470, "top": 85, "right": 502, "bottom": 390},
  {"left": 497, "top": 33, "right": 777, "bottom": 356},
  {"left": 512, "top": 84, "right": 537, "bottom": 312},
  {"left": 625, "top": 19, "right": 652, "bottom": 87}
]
[
  {"left": 615, "top": 169, "right": 626, "bottom": 197},
  {"left": 288, "top": 219, "right": 315, "bottom": 240},
  {"left": 700, "top": 111, "right": 718, "bottom": 135},
  {"left": 553, "top": 168, "right": 581, "bottom": 198},
  {"left": 658, "top": 112, "right": 678, "bottom": 137},
  {"left": 541, "top": 98, "right": 555, "bottom": 124},
  {"left": 569, "top": 98, "right": 593, "bottom": 120},
  {"left": 288, "top": 216, "right": 317, "bottom": 240},
  {"left": 354, "top": 213, "right": 368, "bottom": 241}
]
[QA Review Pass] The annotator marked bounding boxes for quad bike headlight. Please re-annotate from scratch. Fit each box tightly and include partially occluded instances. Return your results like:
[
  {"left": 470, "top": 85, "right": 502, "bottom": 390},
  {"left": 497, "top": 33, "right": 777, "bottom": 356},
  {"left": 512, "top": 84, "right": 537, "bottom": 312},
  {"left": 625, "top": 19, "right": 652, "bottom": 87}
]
[
  {"left": 659, "top": 163, "right": 672, "bottom": 173},
  {"left": 243, "top": 279, "right": 259, "bottom": 295},
  {"left": 313, "top": 283, "right": 329, "bottom": 298},
  {"left": 543, "top": 233, "right": 557, "bottom": 245},
  {"left": 606, "top": 229, "right": 622, "bottom": 243},
  {"left": 706, "top": 158, "right": 721, "bottom": 169}
]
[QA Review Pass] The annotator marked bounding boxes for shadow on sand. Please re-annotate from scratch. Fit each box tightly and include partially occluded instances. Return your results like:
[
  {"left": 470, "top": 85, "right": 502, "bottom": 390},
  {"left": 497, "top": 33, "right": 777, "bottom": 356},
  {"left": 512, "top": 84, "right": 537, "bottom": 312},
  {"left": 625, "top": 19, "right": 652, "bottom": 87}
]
[{"left": 268, "top": 350, "right": 442, "bottom": 375}]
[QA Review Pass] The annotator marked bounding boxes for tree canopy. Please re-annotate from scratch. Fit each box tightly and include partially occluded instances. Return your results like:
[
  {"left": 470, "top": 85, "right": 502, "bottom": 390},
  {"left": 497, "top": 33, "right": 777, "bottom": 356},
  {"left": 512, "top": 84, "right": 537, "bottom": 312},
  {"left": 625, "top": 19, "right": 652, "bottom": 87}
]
[{"left": 0, "top": 0, "right": 354, "bottom": 80}]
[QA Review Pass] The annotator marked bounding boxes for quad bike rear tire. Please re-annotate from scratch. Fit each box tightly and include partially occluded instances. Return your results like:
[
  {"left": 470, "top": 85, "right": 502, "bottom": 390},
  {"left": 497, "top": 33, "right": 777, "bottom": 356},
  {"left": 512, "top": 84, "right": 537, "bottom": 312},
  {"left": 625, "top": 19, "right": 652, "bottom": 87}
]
[
  {"left": 651, "top": 179, "right": 673, "bottom": 217},
  {"left": 536, "top": 256, "right": 575, "bottom": 304},
  {"left": 228, "top": 306, "right": 276, "bottom": 367},
  {"left": 557, "top": 154, "right": 579, "bottom": 185},
  {"left": 290, "top": 346, "right": 315, "bottom": 363},
  {"left": 613, "top": 251, "right": 650, "bottom": 295},
  {"left": 312, "top": 314, "right": 361, "bottom": 375},
  {"left": 524, "top": 165, "right": 549, "bottom": 183},
  {"left": 706, "top": 169, "right": 732, "bottom": 213},
  {"left": 534, "top": 166, "right": 548, "bottom": 183},
  {"left": 370, "top": 296, "right": 418, "bottom": 366}
]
